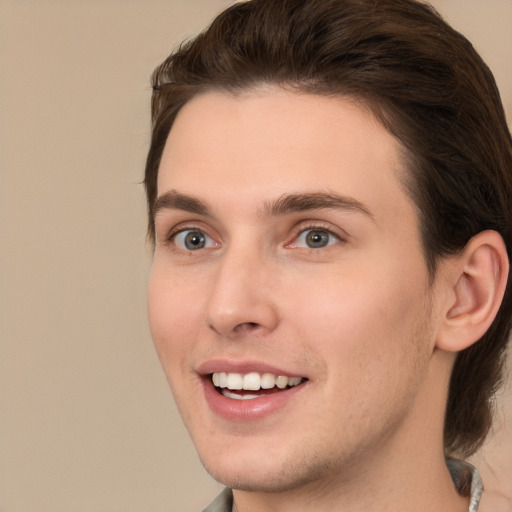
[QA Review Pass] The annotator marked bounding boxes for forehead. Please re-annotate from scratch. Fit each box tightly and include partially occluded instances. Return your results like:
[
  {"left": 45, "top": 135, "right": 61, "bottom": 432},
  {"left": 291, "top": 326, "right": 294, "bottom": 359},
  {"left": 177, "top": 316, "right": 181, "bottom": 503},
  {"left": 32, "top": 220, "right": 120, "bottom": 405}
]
[{"left": 157, "top": 88, "right": 415, "bottom": 226}]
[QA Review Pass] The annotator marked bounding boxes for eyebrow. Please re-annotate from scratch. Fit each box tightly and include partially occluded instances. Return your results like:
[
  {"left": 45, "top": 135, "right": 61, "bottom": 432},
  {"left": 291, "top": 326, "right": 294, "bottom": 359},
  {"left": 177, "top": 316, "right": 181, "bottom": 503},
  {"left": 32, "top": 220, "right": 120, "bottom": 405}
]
[
  {"left": 153, "top": 190, "right": 213, "bottom": 217},
  {"left": 263, "top": 192, "right": 373, "bottom": 219},
  {"left": 153, "top": 190, "right": 373, "bottom": 220}
]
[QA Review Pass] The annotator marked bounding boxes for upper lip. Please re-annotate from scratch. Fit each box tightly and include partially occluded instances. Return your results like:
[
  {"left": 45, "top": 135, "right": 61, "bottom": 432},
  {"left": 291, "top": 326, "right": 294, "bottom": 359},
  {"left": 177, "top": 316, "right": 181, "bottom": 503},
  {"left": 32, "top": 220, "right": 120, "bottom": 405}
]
[{"left": 197, "top": 359, "right": 306, "bottom": 378}]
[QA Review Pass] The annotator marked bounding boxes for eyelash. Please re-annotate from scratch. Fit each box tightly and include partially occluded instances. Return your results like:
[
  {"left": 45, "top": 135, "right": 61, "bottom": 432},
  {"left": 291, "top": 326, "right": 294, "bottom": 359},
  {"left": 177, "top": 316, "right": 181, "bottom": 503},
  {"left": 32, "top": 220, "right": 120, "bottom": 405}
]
[
  {"left": 164, "top": 221, "right": 344, "bottom": 253},
  {"left": 288, "top": 222, "right": 343, "bottom": 250},
  {"left": 166, "top": 225, "right": 218, "bottom": 252}
]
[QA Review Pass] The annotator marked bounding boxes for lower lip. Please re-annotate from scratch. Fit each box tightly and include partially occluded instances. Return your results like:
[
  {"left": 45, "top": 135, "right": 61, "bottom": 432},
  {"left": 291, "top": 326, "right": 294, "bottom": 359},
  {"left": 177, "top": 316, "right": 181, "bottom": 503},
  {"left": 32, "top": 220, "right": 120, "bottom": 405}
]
[{"left": 201, "top": 377, "right": 306, "bottom": 421}]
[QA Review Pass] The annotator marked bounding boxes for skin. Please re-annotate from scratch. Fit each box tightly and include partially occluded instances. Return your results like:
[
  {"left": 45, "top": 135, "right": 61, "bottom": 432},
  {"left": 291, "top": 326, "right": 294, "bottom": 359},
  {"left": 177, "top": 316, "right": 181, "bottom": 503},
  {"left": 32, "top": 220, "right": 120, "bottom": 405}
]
[{"left": 148, "top": 88, "right": 470, "bottom": 512}]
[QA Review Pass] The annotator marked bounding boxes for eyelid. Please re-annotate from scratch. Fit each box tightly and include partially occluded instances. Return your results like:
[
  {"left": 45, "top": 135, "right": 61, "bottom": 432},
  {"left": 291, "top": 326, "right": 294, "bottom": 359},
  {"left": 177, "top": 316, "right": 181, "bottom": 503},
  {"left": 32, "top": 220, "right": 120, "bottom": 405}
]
[
  {"left": 161, "top": 220, "right": 220, "bottom": 250},
  {"left": 295, "top": 229, "right": 339, "bottom": 248},
  {"left": 285, "top": 220, "right": 348, "bottom": 249},
  {"left": 154, "top": 210, "right": 214, "bottom": 238}
]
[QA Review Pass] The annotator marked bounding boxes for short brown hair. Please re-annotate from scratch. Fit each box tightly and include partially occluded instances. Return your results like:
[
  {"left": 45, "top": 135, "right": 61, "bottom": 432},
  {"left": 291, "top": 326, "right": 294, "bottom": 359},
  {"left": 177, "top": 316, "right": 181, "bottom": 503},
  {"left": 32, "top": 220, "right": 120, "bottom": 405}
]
[{"left": 144, "top": 0, "right": 512, "bottom": 457}]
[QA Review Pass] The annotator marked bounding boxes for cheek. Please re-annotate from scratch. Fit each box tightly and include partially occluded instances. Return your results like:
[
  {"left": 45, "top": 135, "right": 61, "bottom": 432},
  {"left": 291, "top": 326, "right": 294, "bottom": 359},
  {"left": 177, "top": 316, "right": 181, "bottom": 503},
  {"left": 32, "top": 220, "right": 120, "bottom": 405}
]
[
  {"left": 303, "top": 270, "right": 433, "bottom": 417},
  {"left": 286, "top": 261, "right": 431, "bottom": 367},
  {"left": 147, "top": 263, "right": 205, "bottom": 369}
]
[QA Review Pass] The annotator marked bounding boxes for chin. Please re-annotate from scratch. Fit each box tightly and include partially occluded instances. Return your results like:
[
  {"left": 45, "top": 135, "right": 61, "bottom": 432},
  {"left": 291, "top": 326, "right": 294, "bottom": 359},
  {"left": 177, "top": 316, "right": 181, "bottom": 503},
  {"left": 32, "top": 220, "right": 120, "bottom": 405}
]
[
  {"left": 203, "top": 464, "right": 306, "bottom": 493},
  {"left": 198, "top": 447, "right": 337, "bottom": 493},
  {"left": 198, "top": 450, "right": 276, "bottom": 490}
]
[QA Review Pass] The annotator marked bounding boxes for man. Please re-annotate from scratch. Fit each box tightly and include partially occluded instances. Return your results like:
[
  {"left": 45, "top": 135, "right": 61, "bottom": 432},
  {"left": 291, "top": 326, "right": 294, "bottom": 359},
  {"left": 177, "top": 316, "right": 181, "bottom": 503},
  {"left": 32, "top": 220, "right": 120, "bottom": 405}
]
[{"left": 144, "top": 1, "right": 512, "bottom": 511}]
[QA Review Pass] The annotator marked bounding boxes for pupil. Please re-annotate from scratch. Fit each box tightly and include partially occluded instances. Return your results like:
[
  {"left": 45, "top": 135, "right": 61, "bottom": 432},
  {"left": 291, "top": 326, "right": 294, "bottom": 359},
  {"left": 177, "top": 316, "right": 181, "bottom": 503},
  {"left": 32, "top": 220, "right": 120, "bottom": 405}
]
[
  {"left": 306, "top": 230, "right": 329, "bottom": 248},
  {"left": 185, "top": 231, "right": 205, "bottom": 250}
]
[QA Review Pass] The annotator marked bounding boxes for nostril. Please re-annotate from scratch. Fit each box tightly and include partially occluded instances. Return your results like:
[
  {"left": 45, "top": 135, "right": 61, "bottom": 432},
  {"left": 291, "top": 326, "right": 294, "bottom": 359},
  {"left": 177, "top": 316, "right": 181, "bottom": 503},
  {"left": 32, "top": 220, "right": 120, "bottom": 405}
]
[{"left": 234, "top": 322, "right": 261, "bottom": 332}]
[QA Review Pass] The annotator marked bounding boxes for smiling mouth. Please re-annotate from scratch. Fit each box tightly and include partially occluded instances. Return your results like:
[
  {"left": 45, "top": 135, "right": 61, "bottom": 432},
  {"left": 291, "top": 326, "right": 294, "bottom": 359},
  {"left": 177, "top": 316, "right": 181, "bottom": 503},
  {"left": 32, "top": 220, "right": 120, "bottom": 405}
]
[{"left": 211, "top": 372, "right": 307, "bottom": 400}]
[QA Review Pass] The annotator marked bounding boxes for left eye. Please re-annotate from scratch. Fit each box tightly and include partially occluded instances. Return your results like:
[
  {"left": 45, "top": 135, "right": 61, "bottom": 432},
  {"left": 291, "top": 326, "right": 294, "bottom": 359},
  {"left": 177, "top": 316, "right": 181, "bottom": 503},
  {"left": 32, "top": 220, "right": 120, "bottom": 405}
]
[
  {"left": 295, "top": 228, "right": 339, "bottom": 249},
  {"left": 173, "top": 229, "right": 216, "bottom": 251}
]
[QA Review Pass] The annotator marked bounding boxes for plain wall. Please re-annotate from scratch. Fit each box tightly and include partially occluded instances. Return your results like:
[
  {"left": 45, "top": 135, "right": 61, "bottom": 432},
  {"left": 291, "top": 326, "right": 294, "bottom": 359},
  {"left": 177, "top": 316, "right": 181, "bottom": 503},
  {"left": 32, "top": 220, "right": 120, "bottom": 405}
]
[{"left": 0, "top": 1, "right": 510, "bottom": 511}]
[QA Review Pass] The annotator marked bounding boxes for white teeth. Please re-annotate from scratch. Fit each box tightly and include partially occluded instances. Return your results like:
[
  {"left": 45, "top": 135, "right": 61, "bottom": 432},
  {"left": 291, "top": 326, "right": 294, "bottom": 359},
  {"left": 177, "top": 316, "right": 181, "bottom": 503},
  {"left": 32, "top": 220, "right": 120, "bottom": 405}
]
[
  {"left": 260, "top": 373, "right": 276, "bottom": 389},
  {"left": 223, "top": 391, "right": 261, "bottom": 400},
  {"left": 213, "top": 372, "right": 228, "bottom": 388},
  {"left": 226, "top": 373, "right": 243, "bottom": 390},
  {"left": 211, "top": 372, "right": 304, "bottom": 392},
  {"left": 243, "top": 372, "right": 261, "bottom": 390},
  {"left": 276, "top": 375, "right": 288, "bottom": 389}
]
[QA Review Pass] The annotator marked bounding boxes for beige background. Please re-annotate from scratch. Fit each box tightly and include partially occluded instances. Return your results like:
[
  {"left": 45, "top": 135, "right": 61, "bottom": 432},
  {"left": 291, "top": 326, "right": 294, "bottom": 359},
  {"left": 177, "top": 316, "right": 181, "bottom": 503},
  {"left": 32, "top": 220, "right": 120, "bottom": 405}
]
[{"left": 0, "top": 1, "right": 510, "bottom": 511}]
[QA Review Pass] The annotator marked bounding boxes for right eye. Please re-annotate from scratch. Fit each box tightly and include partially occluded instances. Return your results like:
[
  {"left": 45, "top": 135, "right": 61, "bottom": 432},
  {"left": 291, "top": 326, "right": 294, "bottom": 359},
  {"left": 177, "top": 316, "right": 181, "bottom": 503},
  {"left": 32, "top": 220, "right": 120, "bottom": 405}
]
[{"left": 172, "top": 229, "right": 216, "bottom": 251}]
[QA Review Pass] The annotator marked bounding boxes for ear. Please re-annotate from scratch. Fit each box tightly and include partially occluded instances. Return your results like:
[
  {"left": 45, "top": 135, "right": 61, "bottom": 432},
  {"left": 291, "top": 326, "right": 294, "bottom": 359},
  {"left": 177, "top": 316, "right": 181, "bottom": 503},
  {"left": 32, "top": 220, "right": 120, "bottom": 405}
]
[{"left": 436, "top": 230, "right": 509, "bottom": 352}]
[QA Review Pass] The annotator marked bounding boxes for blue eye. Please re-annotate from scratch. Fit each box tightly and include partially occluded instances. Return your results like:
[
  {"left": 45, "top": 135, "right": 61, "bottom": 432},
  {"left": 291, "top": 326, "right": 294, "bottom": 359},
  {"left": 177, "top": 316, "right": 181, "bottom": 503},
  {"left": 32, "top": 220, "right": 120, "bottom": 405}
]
[
  {"left": 296, "top": 228, "right": 339, "bottom": 249},
  {"left": 173, "top": 229, "right": 215, "bottom": 250}
]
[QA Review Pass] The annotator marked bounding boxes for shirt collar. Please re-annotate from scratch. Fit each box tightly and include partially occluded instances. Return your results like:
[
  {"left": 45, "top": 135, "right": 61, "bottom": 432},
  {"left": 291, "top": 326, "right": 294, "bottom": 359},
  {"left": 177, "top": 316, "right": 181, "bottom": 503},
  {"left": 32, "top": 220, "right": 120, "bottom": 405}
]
[{"left": 447, "top": 458, "right": 483, "bottom": 512}]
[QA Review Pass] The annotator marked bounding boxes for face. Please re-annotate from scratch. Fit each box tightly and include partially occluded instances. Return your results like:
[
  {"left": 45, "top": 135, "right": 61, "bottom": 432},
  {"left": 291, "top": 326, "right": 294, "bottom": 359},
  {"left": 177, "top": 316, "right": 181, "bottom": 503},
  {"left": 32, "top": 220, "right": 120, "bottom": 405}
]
[{"left": 148, "top": 89, "right": 443, "bottom": 493}]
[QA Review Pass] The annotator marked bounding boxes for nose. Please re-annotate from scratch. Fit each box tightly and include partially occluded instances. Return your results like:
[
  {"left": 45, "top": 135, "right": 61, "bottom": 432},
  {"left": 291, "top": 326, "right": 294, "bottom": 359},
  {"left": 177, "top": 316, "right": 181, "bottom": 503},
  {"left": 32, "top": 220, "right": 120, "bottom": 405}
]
[{"left": 205, "top": 244, "right": 279, "bottom": 338}]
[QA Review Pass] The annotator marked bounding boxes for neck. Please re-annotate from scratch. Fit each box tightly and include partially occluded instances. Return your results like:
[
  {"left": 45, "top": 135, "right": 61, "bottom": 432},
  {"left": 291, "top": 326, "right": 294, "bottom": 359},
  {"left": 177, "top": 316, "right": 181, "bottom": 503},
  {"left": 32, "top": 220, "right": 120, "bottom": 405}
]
[
  {"left": 232, "top": 446, "right": 469, "bottom": 512},
  {"left": 232, "top": 351, "right": 469, "bottom": 512}
]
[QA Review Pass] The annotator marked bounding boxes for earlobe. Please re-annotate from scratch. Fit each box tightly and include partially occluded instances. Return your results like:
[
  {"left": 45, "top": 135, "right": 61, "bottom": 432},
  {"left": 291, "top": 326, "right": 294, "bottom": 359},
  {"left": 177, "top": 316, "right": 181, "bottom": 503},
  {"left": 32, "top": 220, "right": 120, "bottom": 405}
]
[{"left": 436, "top": 230, "right": 509, "bottom": 352}]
